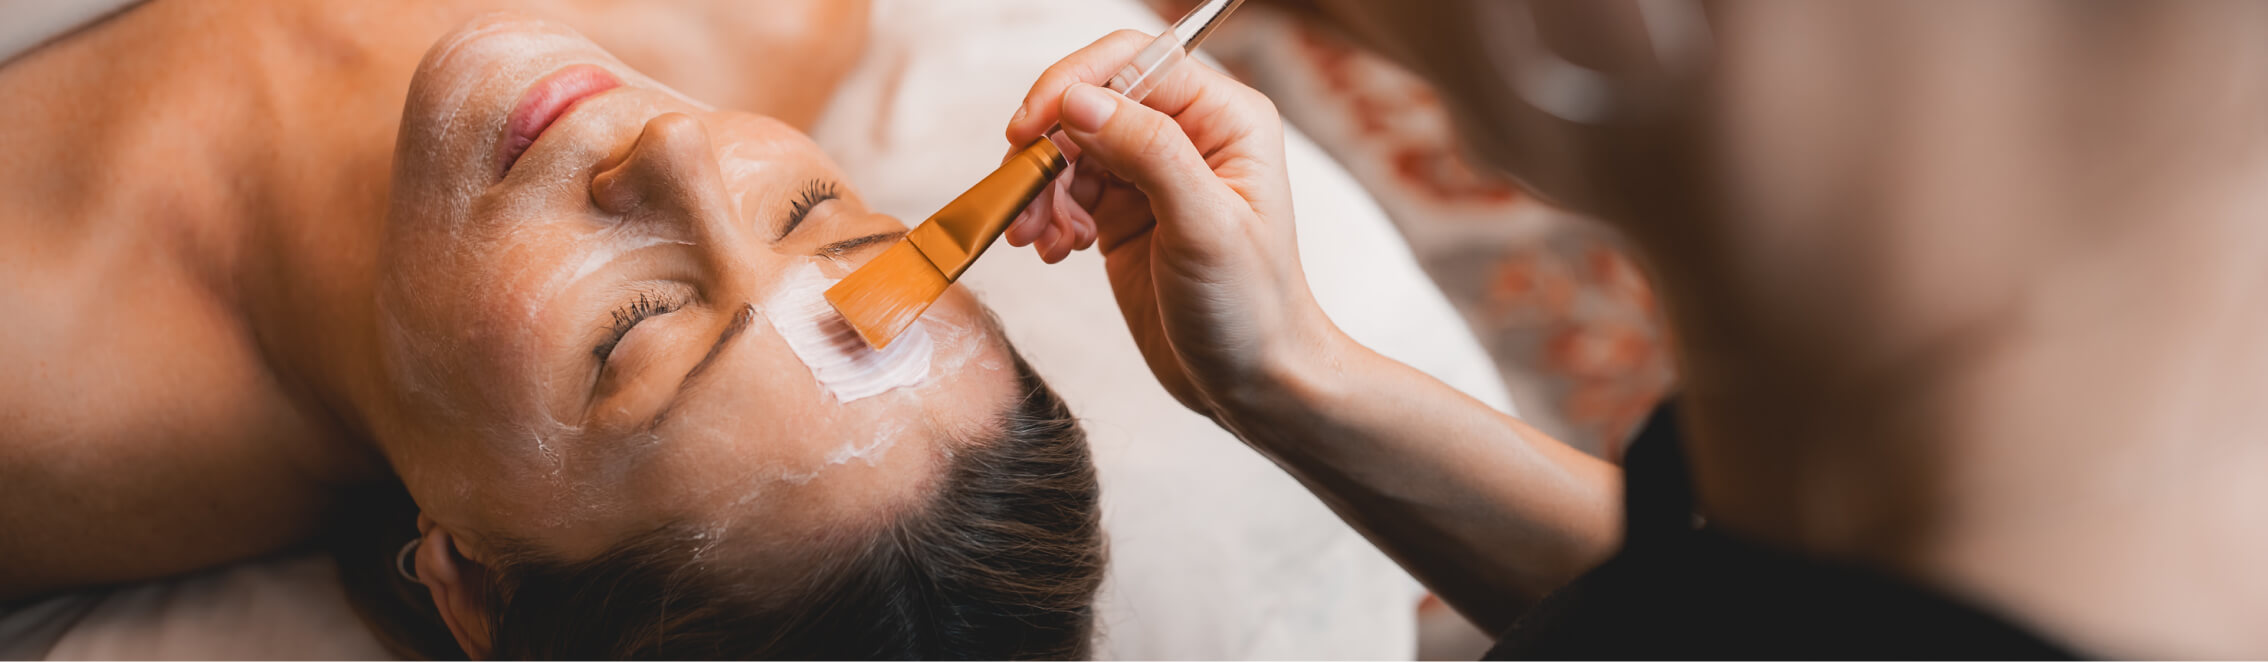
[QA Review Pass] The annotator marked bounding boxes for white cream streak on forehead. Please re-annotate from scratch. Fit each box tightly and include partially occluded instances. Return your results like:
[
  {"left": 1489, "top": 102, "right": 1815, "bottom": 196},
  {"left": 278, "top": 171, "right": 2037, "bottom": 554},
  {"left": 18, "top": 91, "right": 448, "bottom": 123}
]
[{"left": 763, "top": 262, "right": 932, "bottom": 402}]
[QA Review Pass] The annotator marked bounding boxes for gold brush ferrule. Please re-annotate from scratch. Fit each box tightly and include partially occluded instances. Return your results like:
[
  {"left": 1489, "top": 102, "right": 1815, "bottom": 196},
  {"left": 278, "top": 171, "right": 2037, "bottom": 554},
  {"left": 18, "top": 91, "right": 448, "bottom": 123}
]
[{"left": 907, "top": 137, "right": 1068, "bottom": 281}]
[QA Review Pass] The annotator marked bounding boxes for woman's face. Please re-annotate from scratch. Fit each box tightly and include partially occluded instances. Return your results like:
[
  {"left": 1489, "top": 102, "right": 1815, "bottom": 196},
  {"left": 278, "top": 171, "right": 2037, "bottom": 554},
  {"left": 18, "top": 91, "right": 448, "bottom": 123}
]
[{"left": 374, "top": 15, "right": 1019, "bottom": 563}]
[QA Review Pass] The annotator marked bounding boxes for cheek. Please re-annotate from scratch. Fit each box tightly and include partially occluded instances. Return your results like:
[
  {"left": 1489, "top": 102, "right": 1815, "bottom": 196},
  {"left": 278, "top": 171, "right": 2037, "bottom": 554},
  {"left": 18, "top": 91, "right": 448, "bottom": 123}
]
[
  {"left": 382, "top": 227, "right": 590, "bottom": 424},
  {"left": 464, "top": 234, "right": 577, "bottom": 347}
]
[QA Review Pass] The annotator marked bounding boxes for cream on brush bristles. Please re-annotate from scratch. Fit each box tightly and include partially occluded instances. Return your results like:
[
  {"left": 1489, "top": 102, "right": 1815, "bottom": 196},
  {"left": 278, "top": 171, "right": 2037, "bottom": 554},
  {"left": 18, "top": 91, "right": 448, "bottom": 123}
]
[{"left": 826, "top": 238, "right": 951, "bottom": 350}]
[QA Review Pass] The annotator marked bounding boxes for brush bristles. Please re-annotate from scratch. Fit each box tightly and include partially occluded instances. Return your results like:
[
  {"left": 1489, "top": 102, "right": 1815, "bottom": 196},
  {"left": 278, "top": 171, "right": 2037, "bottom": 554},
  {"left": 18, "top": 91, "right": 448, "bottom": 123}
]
[{"left": 827, "top": 239, "right": 951, "bottom": 350}]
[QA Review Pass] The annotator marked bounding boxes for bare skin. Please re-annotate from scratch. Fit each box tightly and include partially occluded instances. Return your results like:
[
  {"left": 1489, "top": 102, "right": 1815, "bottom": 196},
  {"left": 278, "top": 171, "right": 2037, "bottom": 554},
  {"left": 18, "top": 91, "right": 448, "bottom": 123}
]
[
  {"left": 0, "top": 1, "right": 1044, "bottom": 614},
  {"left": 1010, "top": 1, "right": 2268, "bottom": 656},
  {"left": 1002, "top": 32, "right": 1620, "bottom": 633}
]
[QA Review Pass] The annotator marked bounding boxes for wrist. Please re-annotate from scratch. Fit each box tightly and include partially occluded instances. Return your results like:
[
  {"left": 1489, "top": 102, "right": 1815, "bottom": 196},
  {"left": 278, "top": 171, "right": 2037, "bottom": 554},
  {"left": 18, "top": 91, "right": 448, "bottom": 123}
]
[{"left": 1210, "top": 312, "right": 1360, "bottom": 453}]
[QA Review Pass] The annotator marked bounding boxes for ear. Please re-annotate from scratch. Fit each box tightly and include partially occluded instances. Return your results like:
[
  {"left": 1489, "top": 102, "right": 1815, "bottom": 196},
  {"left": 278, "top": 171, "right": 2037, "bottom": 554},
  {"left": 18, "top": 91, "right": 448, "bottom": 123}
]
[{"left": 414, "top": 520, "right": 497, "bottom": 659}]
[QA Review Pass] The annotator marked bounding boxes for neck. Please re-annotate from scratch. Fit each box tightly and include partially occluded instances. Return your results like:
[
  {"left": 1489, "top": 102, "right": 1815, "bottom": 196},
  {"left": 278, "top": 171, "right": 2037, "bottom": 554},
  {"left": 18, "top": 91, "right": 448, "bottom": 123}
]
[
  {"left": 106, "top": 2, "right": 430, "bottom": 476},
  {"left": 243, "top": 5, "right": 428, "bottom": 468}
]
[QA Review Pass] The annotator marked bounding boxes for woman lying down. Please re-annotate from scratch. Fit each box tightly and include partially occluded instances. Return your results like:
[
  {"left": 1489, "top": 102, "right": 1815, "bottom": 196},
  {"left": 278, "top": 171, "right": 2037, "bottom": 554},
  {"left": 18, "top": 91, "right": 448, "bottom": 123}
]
[{"left": 0, "top": 3, "right": 1103, "bottom": 658}]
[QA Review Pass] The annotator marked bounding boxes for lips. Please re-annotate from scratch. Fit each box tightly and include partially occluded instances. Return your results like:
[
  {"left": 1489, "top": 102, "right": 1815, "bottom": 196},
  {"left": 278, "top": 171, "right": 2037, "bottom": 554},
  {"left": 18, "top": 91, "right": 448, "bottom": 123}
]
[{"left": 498, "top": 64, "right": 622, "bottom": 176}]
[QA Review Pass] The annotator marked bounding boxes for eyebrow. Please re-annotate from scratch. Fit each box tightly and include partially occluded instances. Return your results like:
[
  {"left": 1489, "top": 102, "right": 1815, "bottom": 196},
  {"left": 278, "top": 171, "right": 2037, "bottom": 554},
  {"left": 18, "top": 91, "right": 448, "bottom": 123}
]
[
  {"left": 645, "top": 303, "right": 754, "bottom": 431},
  {"left": 822, "top": 231, "right": 904, "bottom": 258},
  {"left": 632, "top": 228, "right": 899, "bottom": 432}
]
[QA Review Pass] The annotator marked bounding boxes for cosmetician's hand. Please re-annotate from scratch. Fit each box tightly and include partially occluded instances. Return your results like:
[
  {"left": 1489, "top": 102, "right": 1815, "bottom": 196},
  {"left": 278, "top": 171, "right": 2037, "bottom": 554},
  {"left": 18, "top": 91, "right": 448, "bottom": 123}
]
[{"left": 1003, "top": 30, "right": 1340, "bottom": 421}]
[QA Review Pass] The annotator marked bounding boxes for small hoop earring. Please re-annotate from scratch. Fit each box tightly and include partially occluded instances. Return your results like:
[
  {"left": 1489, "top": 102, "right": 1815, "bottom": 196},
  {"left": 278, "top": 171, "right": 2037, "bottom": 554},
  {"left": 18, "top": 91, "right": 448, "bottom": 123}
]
[{"left": 396, "top": 538, "right": 423, "bottom": 584}]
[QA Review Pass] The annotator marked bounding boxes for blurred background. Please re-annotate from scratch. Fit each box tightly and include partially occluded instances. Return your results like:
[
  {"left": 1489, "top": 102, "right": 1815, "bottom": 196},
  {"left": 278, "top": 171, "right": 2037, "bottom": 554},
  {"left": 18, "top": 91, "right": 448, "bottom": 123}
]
[
  {"left": 1134, "top": 2, "right": 1680, "bottom": 656},
  {"left": 1142, "top": 0, "right": 1677, "bottom": 468}
]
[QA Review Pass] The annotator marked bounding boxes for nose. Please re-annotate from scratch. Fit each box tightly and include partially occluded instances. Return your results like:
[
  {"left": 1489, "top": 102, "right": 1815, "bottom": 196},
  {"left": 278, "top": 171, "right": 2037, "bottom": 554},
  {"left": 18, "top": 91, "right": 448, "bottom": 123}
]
[{"left": 591, "top": 113, "right": 737, "bottom": 239}]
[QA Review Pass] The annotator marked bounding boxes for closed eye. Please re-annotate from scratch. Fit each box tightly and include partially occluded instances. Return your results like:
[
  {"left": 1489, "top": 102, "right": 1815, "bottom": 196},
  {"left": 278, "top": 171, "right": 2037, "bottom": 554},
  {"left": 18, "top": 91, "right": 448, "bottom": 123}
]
[
  {"left": 594, "top": 292, "right": 682, "bottom": 363},
  {"left": 778, "top": 179, "right": 842, "bottom": 240}
]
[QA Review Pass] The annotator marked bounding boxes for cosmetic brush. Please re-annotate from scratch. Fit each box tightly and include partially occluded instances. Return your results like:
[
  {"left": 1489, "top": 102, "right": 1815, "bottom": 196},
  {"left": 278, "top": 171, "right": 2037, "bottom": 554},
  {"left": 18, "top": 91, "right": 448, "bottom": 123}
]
[{"left": 825, "top": 0, "right": 1245, "bottom": 349}]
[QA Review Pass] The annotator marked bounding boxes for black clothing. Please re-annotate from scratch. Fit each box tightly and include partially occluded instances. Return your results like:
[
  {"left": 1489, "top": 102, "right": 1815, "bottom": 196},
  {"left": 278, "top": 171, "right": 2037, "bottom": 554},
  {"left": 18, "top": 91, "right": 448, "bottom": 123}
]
[{"left": 1486, "top": 402, "right": 2075, "bottom": 660}]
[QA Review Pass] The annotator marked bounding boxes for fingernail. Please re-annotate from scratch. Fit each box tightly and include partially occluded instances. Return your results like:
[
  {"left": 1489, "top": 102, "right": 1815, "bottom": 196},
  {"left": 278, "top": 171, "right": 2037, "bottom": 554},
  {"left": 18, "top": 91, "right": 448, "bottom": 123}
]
[
  {"left": 1011, "top": 105, "right": 1028, "bottom": 125},
  {"left": 1062, "top": 83, "right": 1116, "bottom": 133}
]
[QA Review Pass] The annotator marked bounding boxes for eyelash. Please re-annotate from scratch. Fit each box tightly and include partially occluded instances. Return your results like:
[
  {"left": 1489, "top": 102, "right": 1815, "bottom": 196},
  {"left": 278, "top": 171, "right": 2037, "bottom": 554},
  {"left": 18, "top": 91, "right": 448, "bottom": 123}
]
[
  {"left": 789, "top": 179, "right": 842, "bottom": 223},
  {"left": 594, "top": 292, "right": 680, "bottom": 362},
  {"left": 588, "top": 180, "right": 839, "bottom": 366}
]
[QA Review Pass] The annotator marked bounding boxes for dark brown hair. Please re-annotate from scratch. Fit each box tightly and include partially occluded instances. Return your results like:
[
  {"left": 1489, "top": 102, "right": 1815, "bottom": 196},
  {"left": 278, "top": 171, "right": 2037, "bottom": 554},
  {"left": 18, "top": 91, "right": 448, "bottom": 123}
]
[{"left": 329, "top": 356, "right": 1104, "bottom": 659}]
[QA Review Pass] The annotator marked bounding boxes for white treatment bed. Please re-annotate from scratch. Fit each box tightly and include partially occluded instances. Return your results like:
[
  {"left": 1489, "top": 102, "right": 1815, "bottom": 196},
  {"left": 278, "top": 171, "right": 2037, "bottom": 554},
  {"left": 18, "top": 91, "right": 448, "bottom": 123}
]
[{"left": 0, "top": 0, "right": 1514, "bottom": 658}]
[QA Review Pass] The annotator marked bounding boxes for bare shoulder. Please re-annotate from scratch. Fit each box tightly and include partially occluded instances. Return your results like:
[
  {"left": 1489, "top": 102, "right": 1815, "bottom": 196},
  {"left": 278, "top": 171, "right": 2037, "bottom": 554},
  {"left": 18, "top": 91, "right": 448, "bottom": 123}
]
[
  {"left": 0, "top": 229, "right": 364, "bottom": 601},
  {"left": 0, "top": 8, "right": 377, "bottom": 599}
]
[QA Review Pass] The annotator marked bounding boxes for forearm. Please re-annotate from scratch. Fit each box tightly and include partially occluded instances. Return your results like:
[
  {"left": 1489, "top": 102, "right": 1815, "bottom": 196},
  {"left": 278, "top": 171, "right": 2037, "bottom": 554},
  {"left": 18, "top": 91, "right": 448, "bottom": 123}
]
[{"left": 1216, "top": 328, "right": 1623, "bottom": 632}]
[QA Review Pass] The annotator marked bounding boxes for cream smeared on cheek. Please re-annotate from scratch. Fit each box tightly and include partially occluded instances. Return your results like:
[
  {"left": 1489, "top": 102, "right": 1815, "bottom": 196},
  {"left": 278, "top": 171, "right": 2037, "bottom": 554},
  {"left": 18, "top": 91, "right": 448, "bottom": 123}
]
[
  {"left": 762, "top": 262, "right": 933, "bottom": 402},
  {"left": 564, "top": 229, "right": 695, "bottom": 285}
]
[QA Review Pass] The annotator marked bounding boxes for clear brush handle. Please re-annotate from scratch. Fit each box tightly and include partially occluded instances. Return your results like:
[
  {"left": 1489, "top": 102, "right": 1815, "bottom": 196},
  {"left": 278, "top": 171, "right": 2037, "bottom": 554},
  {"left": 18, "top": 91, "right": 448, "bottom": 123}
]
[{"left": 1039, "top": 0, "right": 1244, "bottom": 158}]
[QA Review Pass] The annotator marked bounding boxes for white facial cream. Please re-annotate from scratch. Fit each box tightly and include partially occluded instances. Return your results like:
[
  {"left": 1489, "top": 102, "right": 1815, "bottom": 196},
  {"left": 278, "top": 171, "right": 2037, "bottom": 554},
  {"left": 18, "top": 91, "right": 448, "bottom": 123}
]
[{"left": 763, "top": 263, "right": 932, "bottom": 402}]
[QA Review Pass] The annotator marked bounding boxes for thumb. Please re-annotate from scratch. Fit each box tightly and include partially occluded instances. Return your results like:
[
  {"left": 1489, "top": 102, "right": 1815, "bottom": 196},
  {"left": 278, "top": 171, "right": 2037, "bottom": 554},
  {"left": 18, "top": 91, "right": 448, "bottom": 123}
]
[{"left": 1055, "top": 82, "right": 1242, "bottom": 238}]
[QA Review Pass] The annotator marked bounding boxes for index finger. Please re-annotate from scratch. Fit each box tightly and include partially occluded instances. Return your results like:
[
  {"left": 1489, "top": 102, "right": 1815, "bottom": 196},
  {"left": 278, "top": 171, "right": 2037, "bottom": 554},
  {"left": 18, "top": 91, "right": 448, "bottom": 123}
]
[
  {"left": 1009, "top": 30, "right": 1280, "bottom": 168},
  {"left": 1006, "top": 30, "right": 1153, "bottom": 146}
]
